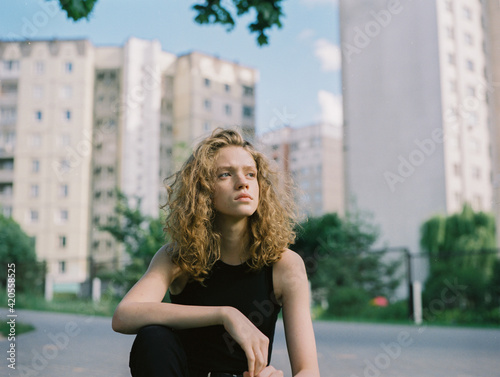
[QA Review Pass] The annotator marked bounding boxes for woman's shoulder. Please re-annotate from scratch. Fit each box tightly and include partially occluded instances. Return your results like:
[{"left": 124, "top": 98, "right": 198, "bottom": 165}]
[
  {"left": 274, "top": 248, "right": 306, "bottom": 271},
  {"left": 272, "top": 249, "right": 308, "bottom": 303}
]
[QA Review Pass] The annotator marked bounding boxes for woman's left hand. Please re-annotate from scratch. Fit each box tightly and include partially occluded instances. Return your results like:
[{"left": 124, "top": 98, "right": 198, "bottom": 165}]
[{"left": 244, "top": 365, "right": 284, "bottom": 377}]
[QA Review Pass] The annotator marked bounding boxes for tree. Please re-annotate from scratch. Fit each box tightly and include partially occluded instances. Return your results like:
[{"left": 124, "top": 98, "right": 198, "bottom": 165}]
[
  {"left": 99, "top": 190, "right": 167, "bottom": 291},
  {"left": 293, "top": 213, "right": 401, "bottom": 316},
  {"left": 420, "top": 204, "right": 498, "bottom": 321},
  {"left": 420, "top": 204, "right": 497, "bottom": 274},
  {"left": 0, "top": 214, "right": 45, "bottom": 293},
  {"left": 55, "top": 0, "right": 285, "bottom": 46}
]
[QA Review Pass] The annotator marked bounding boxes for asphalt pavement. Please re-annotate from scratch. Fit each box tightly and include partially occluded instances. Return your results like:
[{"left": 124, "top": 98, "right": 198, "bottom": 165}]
[{"left": 0, "top": 309, "right": 499, "bottom": 377}]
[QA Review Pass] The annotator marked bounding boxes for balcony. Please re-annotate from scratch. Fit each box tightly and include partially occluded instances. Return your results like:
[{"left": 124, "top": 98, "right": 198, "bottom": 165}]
[{"left": 0, "top": 169, "right": 14, "bottom": 184}]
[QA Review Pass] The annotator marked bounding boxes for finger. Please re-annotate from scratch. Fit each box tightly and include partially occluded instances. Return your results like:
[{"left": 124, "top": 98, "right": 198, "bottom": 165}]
[{"left": 245, "top": 347, "right": 256, "bottom": 377}]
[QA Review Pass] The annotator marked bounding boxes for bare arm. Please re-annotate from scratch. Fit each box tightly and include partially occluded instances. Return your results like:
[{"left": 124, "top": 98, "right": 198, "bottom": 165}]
[
  {"left": 275, "top": 250, "right": 320, "bottom": 377},
  {"left": 112, "top": 245, "right": 225, "bottom": 334},
  {"left": 112, "top": 245, "right": 270, "bottom": 377}
]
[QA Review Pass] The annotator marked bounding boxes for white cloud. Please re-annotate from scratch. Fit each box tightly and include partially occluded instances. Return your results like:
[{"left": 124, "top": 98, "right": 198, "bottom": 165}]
[
  {"left": 314, "top": 38, "right": 341, "bottom": 72},
  {"left": 297, "top": 28, "right": 316, "bottom": 42},
  {"left": 318, "top": 90, "right": 343, "bottom": 130}
]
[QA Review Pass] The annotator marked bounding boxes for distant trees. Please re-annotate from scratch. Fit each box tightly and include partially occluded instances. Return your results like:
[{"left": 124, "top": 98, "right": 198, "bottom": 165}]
[
  {"left": 420, "top": 204, "right": 499, "bottom": 323},
  {"left": 56, "top": 0, "right": 286, "bottom": 46},
  {"left": 293, "top": 213, "right": 401, "bottom": 317},
  {"left": 99, "top": 191, "right": 167, "bottom": 291},
  {"left": 0, "top": 214, "right": 45, "bottom": 293}
]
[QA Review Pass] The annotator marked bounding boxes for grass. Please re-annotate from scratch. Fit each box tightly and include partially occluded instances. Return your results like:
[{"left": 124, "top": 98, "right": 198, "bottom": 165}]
[
  {"left": 0, "top": 291, "right": 120, "bottom": 318},
  {"left": 0, "top": 321, "right": 35, "bottom": 337}
]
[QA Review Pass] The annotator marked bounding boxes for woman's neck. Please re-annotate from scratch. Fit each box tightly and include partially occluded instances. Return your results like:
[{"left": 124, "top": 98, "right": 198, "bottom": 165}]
[{"left": 215, "top": 216, "right": 250, "bottom": 265}]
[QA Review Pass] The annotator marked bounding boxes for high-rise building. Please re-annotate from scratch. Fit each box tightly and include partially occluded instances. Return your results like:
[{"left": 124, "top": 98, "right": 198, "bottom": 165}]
[
  {"left": 259, "top": 123, "right": 344, "bottom": 219},
  {"left": 0, "top": 38, "right": 257, "bottom": 292},
  {"left": 486, "top": 1, "right": 500, "bottom": 246},
  {"left": 340, "top": 0, "right": 494, "bottom": 256}
]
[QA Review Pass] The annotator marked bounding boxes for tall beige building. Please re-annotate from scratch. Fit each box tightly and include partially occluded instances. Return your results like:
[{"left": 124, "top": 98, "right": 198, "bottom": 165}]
[
  {"left": 340, "top": 0, "right": 495, "bottom": 258},
  {"left": 259, "top": 123, "right": 344, "bottom": 219},
  {"left": 0, "top": 38, "right": 257, "bottom": 293}
]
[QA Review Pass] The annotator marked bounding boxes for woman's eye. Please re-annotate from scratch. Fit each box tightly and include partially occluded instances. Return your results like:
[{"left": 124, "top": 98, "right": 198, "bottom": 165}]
[
  {"left": 248, "top": 172, "right": 256, "bottom": 178},
  {"left": 219, "top": 172, "right": 230, "bottom": 178}
]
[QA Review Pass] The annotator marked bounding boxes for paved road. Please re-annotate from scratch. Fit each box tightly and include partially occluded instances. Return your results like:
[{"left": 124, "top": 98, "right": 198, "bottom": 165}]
[{"left": 1, "top": 309, "right": 499, "bottom": 377}]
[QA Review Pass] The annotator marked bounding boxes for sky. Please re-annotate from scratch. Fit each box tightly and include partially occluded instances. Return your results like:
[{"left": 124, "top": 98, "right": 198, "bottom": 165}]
[{"left": 0, "top": 0, "right": 342, "bottom": 135}]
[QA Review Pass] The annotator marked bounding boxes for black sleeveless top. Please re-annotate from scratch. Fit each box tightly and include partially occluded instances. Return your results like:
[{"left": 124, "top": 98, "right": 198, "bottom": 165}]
[{"left": 169, "top": 260, "right": 281, "bottom": 374}]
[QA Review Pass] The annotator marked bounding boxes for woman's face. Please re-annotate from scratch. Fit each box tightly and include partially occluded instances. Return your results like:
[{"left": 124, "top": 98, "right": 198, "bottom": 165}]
[{"left": 212, "top": 146, "right": 260, "bottom": 219}]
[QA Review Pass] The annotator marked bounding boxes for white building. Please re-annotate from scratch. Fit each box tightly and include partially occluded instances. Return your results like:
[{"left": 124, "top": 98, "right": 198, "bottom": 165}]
[
  {"left": 259, "top": 123, "right": 344, "bottom": 219},
  {"left": 340, "top": 0, "right": 494, "bottom": 260},
  {"left": 0, "top": 38, "right": 257, "bottom": 292}
]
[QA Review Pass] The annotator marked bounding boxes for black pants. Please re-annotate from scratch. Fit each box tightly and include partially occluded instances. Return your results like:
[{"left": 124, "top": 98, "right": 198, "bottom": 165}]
[{"left": 130, "top": 325, "right": 192, "bottom": 377}]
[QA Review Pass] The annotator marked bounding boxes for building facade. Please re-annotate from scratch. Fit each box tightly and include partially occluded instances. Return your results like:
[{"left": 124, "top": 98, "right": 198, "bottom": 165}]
[
  {"left": 0, "top": 38, "right": 257, "bottom": 292},
  {"left": 340, "top": 0, "right": 495, "bottom": 259},
  {"left": 259, "top": 123, "right": 344, "bottom": 219}
]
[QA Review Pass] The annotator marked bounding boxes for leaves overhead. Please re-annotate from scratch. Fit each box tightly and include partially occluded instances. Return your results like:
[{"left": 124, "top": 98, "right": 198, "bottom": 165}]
[
  {"left": 56, "top": 0, "right": 99, "bottom": 21},
  {"left": 55, "top": 0, "right": 285, "bottom": 45}
]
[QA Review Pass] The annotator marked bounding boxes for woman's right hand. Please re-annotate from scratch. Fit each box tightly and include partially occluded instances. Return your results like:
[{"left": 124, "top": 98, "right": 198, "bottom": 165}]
[{"left": 221, "top": 306, "right": 269, "bottom": 377}]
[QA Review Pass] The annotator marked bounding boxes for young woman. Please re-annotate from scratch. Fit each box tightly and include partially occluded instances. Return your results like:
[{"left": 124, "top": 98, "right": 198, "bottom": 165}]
[{"left": 112, "top": 129, "right": 320, "bottom": 377}]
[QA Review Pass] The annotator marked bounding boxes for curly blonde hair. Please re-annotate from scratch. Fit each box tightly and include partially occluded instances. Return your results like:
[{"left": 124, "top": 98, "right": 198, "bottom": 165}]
[{"left": 162, "top": 128, "right": 297, "bottom": 282}]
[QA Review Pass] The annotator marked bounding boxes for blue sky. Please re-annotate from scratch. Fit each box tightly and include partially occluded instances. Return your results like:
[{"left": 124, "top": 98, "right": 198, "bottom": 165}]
[{"left": 1, "top": 0, "right": 342, "bottom": 135}]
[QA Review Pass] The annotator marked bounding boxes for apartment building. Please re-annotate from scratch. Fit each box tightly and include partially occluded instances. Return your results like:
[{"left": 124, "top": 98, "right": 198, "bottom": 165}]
[
  {"left": 0, "top": 38, "right": 257, "bottom": 292},
  {"left": 259, "top": 123, "right": 344, "bottom": 219},
  {"left": 340, "top": 0, "right": 495, "bottom": 257},
  {"left": 486, "top": 1, "right": 500, "bottom": 246}
]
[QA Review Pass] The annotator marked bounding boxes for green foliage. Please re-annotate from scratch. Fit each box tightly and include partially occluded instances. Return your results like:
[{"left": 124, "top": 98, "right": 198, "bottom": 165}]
[
  {"left": 55, "top": 0, "right": 285, "bottom": 46},
  {"left": 56, "top": 0, "right": 99, "bottom": 21},
  {"left": 99, "top": 190, "right": 167, "bottom": 291},
  {"left": 421, "top": 204, "right": 497, "bottom": 274},
  {"left": 0, "top": 214, "right": 46, "bottom": 293},
  {"left": 420, "top": 204, "right": 499, "bottom": 325},
  {"left": 293, "top": 212, "right": 402, "bottom": 317}
]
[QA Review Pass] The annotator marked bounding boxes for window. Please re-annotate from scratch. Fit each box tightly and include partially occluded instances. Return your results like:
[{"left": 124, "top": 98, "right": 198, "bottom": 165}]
[
  {"left": 453, "top": 163, "right": 461, "bottom": 176},
  {"left": 59, "top": 261, "right": 66, "bottom": 274},
  {"left": 30, "top": 134, "right": 41, "bottom": 147},
  {"left": 466, "top": 59, "right": 475, "bottom": 72},
  {"left": 3, "top": 60, "right": 19, "bottom": 71},
  {"left": 204, "top": 99, "right": 211, "bottom": 111},
  {"left": 35, "top": 61, "right": 44, "bottom": 74},
  {"left": 203, "top": 121, "right": 211, "bottom": 132},
  {"left": 61, "top": 85, "right": 72, "bottom": 99},
  {"left": 0, "top": 107, "right": 17, "bottom": 122},
  {"left": 59, "top": 184, "right": 69, "bottom": 198},
  {"left": 224, "top": 104, "right": 232, "bottom": 116},
  {"left": 242, "top": 85, "right": 254, "bottom": 96},
  {"left": 60, "top": 134, "right": 70, "bottom": 147},
  {"left": 464, "top": 32, "right": 473, "bottom": 46},
  {"left": 204, "top": 78, "right": 211, "bottom": 87},
  {"left": 63, "top": 110, "right": 71, "bottom": 121},
  {"left": 243, "top": 106, "right": 254, "bottom": 118},
  {"left": 463, "top": 6, "right": 472, "bottom": 20},
  {"left": 1, "top": 82, "right": 18, "bottom": 96},
  {"left": 30, "top": 184, "right": 39, "bottom": 198},
  {"left": 466, "top": 85, "right": 476, "bottom": 97},
  {"left": 2, "top": 206, "right": 12, "bottom": 218},
  {"left": 59, "top": 209, "right": 69, "bottom": 222},
  {"left": 447, "top": 53, "right": 455, "bottom": 65},
  {"left": 59, "top": 235, "right": 67, "bottom": 248},
  {"left": 224, "top": 84, "right": 231, "bottom": 93},
  {"left": 32, "top": 159, "right": 40, "bottom": 173},
  {"left": 35, "top": 110, "right": 42, "bottom": 121},
  {"left": 30, "top": 209, "right": 39, "bottom": 222},
  {"left": 64, "top": 62, "right": 73, "bottom": 73}
]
